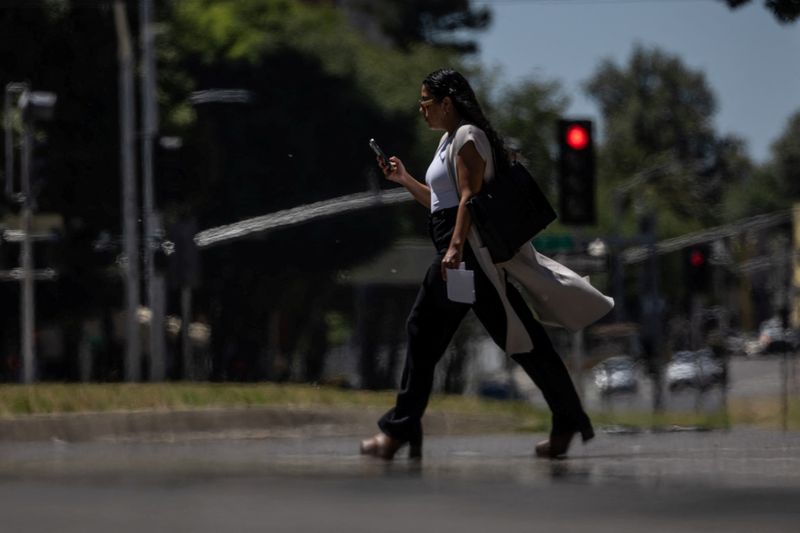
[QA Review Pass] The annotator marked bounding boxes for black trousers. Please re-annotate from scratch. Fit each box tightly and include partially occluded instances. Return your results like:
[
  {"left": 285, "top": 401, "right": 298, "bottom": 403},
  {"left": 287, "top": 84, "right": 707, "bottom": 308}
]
[{"left": 378, "top": 207, "right": 589, "bottom": 445}]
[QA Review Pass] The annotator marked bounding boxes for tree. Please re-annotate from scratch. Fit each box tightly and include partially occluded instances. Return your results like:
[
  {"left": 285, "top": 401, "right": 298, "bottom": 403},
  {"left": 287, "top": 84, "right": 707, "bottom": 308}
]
[
  {"left": 491, "top": 76, "right": 570, "bottom": 201},
  {"left": 585, "top": 45, "right": 733, "bottom": 233},
  {"left": 721, "top": 0, "right": 800, "bottom": 23},
  {"left": 768, "top": 110, "right": 800, "bottom": 199},
  {"left": 721, "top": 110, "right": 800, "bottom": 220},
  {"left": 349, "top": 0, "right": 491, "bottom": 53}
]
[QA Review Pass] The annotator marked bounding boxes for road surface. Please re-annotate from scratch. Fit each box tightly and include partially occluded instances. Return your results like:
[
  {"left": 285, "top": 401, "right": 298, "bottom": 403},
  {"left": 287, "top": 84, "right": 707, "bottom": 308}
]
[{"left": 1, "top": 428, "right": 799, "bottom": 532}]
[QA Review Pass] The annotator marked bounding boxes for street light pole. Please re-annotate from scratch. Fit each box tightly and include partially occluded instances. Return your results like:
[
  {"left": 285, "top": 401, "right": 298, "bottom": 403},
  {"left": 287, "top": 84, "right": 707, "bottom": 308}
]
[
  {"left": 19, "top": 108, "right": 35, "bottom": 383},
  {"left": 114, "top": 0, "right": 142, "bottom": 382},
  {"left": 3, "top": 83, "right": 26, "bottom": 199},
  {"left": 140, "top": 0, "right": 165, "bottom": 380},
  {"left": 4, "top": 83, "right": 57, "bottom": 384}
]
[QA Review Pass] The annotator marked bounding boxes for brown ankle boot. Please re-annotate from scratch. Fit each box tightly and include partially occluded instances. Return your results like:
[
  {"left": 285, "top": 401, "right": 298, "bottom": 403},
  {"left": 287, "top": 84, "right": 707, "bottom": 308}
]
[
  {"left": 360, "top": 432, "right": 421, "bottom": 460},
  {"left": 535, "top": 420, "right": 595, "bottom": 459}
]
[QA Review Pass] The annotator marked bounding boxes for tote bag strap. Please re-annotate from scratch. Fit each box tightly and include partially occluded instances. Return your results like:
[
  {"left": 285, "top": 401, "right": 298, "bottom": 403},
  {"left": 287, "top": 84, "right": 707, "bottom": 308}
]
[
  {"left": 445, "top": 126, "right": 497, "bottom": 199},
  {"left": 445, "top": 134, "right": 459, "bottom": 197}
]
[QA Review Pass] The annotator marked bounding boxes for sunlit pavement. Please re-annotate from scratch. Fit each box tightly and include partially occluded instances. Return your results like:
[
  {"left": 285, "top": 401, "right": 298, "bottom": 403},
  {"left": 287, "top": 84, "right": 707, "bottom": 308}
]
[{"left": 0, "top": 428, "right": 799, "bottom": 532}]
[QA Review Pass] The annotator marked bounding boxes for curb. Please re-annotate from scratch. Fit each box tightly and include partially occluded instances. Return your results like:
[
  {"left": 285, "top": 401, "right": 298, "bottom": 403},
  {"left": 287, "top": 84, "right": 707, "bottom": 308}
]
[{"left": 0, "top": 406, "right": 524, "bottom": 442}]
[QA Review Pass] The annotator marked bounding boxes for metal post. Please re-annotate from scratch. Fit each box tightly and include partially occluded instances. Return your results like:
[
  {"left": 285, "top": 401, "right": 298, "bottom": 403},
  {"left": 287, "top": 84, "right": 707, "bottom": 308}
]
[
  {"left": 3, "top": 84, "right": 19, "bottom": 198},
  {"left": 611, "top": 190, "right": 626, "bottom": 322},
  {"left": 181, "top": 286, "right": 192, "bottom": 380},
  {"left": 139, "top": 0, "right": 165, "bottom": 380},
  {"left": 20, "top": 115, "right": 35, "bottom": 383},
  {"left": 645, "top": 219, "right": 664, "bottom": 412},
  {"left": 114, "top": 0, "right": 142, "bottom": 381}
]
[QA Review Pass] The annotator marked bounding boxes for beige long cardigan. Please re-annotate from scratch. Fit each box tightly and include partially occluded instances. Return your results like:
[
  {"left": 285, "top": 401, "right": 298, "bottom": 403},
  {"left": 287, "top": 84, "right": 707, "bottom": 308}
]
[{"left": 444, "top": 124, "right": 615, "bottom": 355}]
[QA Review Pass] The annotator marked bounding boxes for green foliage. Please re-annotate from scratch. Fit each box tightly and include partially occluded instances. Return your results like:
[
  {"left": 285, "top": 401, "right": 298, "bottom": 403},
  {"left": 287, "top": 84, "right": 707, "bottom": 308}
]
[
  {"left": 324, "top": 311, "right": 352, "bottom": 346},
  {"left": 587, "top": 45, "right": 717, "bottom": 173},
  {"left": 721, "top": 0, "right": 800, "bottom": 23},
  {"left": 351, "top": 0, "right": 491, "bottom": 52},
  {"left": 585, "top": 45, "right": 733, "bottom": 234},
  {"left": 768, "top": 110, "right": 800, "bottom": 198},
  {"left": 492, "top": 76, "right": 570, "bottom": 200},
  {"left": 722, "top": 110, "right": 800, "bottom": 220}
]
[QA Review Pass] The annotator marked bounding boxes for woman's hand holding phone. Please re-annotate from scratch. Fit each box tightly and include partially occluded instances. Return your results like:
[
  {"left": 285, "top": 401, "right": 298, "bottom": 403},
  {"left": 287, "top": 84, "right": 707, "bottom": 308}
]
[
  {"left": 370, "top": 138, "right": 402, "bottom": 183},
  {"left": 381, "top": 155, "right": 407, "bottom": 184}
]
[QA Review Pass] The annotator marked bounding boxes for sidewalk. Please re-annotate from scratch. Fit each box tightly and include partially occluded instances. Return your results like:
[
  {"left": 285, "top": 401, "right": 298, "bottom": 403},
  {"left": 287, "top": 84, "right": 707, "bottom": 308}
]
[
  {"left": 3, "top": 402, "right": 800, "bottom": 488},
  {"left": 0, "top": 404, "right": 523, "bottom": 442}
]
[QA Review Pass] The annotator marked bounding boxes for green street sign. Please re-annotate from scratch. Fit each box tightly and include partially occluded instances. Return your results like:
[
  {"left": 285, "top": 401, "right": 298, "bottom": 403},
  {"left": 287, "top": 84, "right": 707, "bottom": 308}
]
[{"left": 533, "top": 234, "right": 574, "bottom": 253}]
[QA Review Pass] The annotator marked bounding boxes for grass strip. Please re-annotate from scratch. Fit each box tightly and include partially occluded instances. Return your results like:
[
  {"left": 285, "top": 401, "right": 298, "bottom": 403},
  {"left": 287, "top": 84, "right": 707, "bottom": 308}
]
[{"left": 0, "top": 383, "right": 797, "bottom": 431}]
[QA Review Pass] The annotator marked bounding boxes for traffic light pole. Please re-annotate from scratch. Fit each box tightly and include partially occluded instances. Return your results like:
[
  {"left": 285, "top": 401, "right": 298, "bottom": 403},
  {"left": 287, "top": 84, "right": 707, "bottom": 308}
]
[
  {"left": 3, "top": 83, "right": 58, "bottom": 384},
  {"left": 610, "top": 190, "right": 627, "bottom": 322},
  {"left": 20, "top": 114, "right": 35, "bottom": 383},
  {"left": 3, "top": 83, "right": 26, "bottom": 198},
  {"left": 140, "top": 0, "right": 166, "bottom": 380}
]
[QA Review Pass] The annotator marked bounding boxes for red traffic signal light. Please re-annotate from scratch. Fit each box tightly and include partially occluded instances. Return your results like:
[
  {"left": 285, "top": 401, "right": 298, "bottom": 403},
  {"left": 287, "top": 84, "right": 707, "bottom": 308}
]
[
  {"left": 565, "top": 124, "right": 589, "bottom": 150},
  {"left": 557, "top": 119, "right": 595, "bottom": 225},
  {"left": 689, "top": 249, "right": 705, "bottom": 268},
  {"left": 685, "top": 244, "right": 711, "bottom": 291}
]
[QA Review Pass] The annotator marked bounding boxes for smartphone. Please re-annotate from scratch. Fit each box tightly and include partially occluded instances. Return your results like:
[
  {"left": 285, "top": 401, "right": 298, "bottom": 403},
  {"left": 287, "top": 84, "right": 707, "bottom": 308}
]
[{"left": 369, "top": 138, "right": 390, "bottom": 167}]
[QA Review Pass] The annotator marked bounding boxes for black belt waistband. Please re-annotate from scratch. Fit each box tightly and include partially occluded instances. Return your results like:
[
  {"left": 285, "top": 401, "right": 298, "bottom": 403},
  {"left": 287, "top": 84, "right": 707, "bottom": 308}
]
[
  {"left": 429, "top": 206, "right": 458, "bottom": 221},
  {"left": 428, "top": 206, "right": 458, "bottom": 253}
]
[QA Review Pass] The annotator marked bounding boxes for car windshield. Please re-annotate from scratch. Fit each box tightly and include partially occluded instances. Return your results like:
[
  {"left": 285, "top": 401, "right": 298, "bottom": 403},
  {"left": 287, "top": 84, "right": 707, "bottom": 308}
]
[
  {"left": 603, "top": 357, "right": 633, "bottom": 370},
  {"left": 671, "top": 351, "right": 695, "bottom": 363}
]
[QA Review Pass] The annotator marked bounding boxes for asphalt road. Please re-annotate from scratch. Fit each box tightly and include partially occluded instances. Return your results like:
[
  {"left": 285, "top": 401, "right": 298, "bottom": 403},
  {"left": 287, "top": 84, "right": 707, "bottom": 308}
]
[{"left": 1, "top": 428, "right": 799, "bottom": 532}]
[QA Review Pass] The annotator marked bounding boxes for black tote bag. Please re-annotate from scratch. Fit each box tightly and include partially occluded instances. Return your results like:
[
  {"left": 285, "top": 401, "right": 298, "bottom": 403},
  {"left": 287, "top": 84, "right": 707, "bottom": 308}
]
[{"left": 465, "top": 160, "right": 557, "bottom": 263}]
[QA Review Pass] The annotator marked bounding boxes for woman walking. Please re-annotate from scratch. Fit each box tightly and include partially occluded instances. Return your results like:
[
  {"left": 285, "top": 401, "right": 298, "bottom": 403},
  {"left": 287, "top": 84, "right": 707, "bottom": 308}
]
[{"left": 360, "top": 69, "right": 613, "bottom": 460}]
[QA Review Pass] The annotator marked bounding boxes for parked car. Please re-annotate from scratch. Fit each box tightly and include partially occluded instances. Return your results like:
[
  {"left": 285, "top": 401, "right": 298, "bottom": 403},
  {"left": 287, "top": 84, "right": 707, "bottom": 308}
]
[
  {"left": 757, "top": 318, "right": 798, "bottom": 355},
  {"left": 666, "top": 348, "right": 725, "bottom": 391},
  {"left": 592, "top": 355, "right": 639, "bottom": 396}
]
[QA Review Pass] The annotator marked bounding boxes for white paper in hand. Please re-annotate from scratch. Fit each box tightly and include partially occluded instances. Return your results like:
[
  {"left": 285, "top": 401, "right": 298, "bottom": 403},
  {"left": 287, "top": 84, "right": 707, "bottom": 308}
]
[{"left": 446, "top": 262, "right": 475, "bottom": 304}]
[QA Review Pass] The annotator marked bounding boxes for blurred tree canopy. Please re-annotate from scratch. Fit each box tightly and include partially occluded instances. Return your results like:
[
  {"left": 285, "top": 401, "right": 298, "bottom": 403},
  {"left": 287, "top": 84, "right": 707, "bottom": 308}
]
[
  {"left": 491, "top": 77, "right": 569, "bottom": 200},
  {"left": 722, "top": 110, "right": 800, "bottom": 219},
  {"left": 721, "top": 0, "right": 800, "bottom": 23},
  {"left": 584, "top": 45, "right": 739, "bottom": 236},
  {"left": 347, "top": 0, "right": 491, "bottom": 52},
  {"left": 767, "top": 110, "right": 800, "bottom": 199}
]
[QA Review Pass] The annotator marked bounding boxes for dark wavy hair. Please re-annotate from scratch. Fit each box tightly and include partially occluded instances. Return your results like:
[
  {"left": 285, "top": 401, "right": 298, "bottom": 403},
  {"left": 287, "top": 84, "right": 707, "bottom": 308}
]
[{"left": 423, "top": 68, "right": 508, "bottom": 171}]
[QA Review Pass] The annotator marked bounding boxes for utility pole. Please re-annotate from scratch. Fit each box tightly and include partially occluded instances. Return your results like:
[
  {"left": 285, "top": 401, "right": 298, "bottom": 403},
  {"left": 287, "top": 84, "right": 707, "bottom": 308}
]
[
  {"left": 610, "top": 190, "right": 626, "bottom": 322},
  {"left": 3, "top": 83, "right": 57, "bottom": 384},
  {"left": 19, "top": 104, "right": 35, "bottom": 383},
  {"left": 140, "top": 0, "right": 166, "bottom": 380},
  {"left": 639, "top": 212, "right": 664, "bottom": 412},
  {"left": 114, "top": 0, "right": 141, "bottom": 381}
]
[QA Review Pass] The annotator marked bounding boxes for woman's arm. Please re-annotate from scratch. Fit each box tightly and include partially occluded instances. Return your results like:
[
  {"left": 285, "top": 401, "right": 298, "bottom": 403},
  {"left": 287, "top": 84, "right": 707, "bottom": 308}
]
[
  {"left": 441, "top": 141, "right": 485, "bottom": 279},
  {"left": 379, "top": 155, "right": 431, "bottom": 209}
]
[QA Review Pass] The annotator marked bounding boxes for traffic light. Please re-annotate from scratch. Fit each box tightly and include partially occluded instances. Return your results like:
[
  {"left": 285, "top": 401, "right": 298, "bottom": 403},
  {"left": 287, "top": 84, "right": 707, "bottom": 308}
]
[
  {"left": 557, "top": 119, "right": 596, "bottom": 225},
  {"left": 31, "top": 133, "right": 51, "bottom": 192},
  {"left": 685, "top": 243, "right": 711, "bottom": 291}
]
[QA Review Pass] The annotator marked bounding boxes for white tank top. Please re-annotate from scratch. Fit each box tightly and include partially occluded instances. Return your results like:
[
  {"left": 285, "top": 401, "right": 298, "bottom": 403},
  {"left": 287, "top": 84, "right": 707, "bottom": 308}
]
[{"left": 426, "top": 134, "right": 458, "bottom": 213}]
